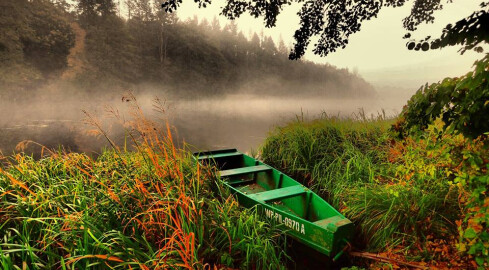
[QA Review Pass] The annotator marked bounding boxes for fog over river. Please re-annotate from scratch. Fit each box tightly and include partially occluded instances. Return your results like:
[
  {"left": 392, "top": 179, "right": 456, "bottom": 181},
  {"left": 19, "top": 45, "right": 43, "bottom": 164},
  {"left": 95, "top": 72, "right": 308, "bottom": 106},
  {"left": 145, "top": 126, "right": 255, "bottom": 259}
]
[{"left": 0, "top": 92, "right": 410, "bottom": 157}]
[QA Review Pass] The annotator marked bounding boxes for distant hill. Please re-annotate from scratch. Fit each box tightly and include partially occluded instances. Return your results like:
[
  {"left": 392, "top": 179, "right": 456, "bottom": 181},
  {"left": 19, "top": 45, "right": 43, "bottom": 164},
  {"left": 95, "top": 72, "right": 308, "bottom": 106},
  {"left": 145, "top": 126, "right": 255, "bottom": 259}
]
[{"left": 0, "top": 0, "right": 376, "bottom": 99}]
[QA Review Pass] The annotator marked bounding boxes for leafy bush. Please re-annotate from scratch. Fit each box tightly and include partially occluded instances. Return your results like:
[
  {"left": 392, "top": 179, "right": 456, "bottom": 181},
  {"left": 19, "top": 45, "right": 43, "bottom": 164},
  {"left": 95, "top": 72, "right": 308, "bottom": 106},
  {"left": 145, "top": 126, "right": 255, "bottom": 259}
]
[
  {"left": 392, "top": 52, "right": 489, "bottom": 267},
  {"left": 394, "top": 54, "right": 489, "bottom": 138},
  {"left": 451, "top": 136, "right": 489, "bottom": 268},
  {"left": 347, "top": 121, "right": 470, "bottom": 251}
]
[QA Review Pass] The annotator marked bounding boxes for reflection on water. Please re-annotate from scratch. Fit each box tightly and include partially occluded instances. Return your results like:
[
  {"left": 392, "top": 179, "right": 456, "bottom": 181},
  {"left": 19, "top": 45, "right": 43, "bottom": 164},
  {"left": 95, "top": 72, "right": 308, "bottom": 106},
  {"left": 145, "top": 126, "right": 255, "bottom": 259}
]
[
  {"left": 169, "top": 94, "right": 404, "bottom": 151},
  {"left": 0, "top": 94, "right": 407, "bottom": 157}
]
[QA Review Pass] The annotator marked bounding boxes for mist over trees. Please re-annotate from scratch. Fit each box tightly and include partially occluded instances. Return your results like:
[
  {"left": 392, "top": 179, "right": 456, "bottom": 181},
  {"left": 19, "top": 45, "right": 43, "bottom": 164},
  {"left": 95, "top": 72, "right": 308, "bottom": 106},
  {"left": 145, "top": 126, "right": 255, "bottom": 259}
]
[{"left": 0, "top": 0, "right": 376, "bottom": 99}]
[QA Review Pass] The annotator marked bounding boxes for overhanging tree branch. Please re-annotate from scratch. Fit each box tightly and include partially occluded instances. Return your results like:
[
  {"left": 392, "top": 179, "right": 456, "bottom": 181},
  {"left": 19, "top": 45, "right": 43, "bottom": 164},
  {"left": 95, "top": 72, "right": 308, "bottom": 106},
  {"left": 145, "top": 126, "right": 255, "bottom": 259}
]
[{"left": 160, "top": 0, "right": 488, "bottom": 59}]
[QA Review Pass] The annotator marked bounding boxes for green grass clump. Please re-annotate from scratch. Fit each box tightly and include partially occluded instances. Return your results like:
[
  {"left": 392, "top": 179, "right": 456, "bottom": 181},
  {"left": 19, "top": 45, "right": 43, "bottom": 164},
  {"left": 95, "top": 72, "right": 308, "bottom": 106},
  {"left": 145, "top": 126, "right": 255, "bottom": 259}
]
[
  {"left": 0, "top": 115, "right": 288, "bottom": 269},
  {"left": 343, "top": 183, "right": 459, "bottom": 249},
  {"left": 261, "top": 115, "right": 391, "bottom": 207}
]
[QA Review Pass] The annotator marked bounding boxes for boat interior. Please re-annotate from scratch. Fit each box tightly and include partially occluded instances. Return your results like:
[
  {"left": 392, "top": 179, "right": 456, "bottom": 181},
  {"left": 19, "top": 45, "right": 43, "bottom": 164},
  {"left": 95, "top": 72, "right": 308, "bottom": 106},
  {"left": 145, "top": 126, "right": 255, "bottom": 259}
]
[{"left": 196, "top": 149, "right": 342, "bottom": 224}]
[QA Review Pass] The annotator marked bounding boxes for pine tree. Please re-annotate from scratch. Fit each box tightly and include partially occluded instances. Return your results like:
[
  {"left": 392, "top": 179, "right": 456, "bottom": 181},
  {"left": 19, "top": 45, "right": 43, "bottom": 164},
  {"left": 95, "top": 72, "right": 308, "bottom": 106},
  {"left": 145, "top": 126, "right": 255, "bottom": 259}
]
[
  {"left": 263, "top": 36, "right": 277, "bottom": 54},
  {"left": 211, "top": 16, "right": 220, "bottom": 31},
  {"left": 277, "top": 35, "right": 288, "bottom": 56}
]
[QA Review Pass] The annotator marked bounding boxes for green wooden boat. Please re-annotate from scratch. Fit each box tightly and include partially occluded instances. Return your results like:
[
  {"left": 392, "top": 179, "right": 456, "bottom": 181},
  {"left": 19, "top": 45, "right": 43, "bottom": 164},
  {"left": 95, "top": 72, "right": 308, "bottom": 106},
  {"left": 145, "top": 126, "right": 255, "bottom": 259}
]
[{"left": 194, "top": 149, "right": 353, "bottom": 259}]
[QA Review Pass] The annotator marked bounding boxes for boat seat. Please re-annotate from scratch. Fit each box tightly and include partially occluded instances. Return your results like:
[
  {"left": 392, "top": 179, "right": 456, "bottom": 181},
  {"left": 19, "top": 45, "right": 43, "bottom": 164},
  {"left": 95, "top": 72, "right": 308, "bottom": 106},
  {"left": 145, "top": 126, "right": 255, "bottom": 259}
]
[
  {"left": 227, "top": 178, "right": 256, "bottom": 186},
  {"left": 198, "top": 152, "right": 242, "bottom": 161},
  {"left": 313, "top": 216, "right": 351, "bottom": 231},
  {"left": 249, "top": 185, "right": 307, "bottom": 202},
  {"left": 220, "top": 165, "right": 271, "bottom": 178}
]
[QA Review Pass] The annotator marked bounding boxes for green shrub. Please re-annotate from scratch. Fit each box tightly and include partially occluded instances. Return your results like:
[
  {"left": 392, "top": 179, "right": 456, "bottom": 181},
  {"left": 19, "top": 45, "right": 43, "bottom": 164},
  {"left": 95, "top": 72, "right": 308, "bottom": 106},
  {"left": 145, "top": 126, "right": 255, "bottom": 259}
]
[{"left": 395, "top": 54, "right": 489, "bottom": 139}]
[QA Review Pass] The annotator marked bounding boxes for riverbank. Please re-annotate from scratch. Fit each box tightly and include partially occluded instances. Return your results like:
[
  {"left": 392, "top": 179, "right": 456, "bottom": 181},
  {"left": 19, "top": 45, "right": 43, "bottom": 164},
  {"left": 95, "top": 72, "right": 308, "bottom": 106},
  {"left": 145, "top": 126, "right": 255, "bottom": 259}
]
[{"left": 261, "top": 114, "right": 488, "bottom": 269}]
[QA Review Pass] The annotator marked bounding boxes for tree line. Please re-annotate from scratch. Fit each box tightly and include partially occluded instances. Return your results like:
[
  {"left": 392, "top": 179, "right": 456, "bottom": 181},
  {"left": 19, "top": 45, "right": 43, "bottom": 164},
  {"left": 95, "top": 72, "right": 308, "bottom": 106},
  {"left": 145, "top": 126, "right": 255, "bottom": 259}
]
[{"left": 0, "top": 0, "right": 376, "bottom": 98}]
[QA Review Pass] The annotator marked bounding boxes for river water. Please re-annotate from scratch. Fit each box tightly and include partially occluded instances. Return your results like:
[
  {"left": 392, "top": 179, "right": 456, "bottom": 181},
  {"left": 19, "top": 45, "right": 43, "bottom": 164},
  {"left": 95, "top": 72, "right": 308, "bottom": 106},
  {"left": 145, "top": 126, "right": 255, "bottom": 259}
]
[{"left": 0, "top": 93, "right": 409, "bottom": 157}]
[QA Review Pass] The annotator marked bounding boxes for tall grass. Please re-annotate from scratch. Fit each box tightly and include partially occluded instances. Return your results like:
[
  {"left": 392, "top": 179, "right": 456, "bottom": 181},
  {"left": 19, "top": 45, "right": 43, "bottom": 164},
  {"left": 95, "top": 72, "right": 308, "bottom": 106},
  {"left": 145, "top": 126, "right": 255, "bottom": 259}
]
[
  {"left": 261, "top": 114, "right": 391, "bottom": 207},
  {"left": 343, "top": 183, "right": 459, "bottom": 250},
  {"left": 261, "top": 114, "right": 463, "bottom": 254},
  {"left": 0, "top": 96, "right": 288, "bottom": 269}
]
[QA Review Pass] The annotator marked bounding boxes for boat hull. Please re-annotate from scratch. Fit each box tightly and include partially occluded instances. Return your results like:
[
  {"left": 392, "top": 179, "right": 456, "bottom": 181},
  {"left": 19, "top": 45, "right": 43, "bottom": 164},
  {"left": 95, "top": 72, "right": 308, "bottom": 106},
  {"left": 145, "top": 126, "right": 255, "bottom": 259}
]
[{"left": 194, "top": 149, "right": 353, "bottom": 258}]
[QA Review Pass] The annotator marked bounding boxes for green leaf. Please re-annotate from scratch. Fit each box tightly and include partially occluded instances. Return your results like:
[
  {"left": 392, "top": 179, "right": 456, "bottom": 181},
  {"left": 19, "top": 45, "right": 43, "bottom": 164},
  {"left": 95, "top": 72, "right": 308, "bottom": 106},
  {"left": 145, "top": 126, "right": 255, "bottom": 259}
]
[
  {"left": 465, "top": 227, "right": 477, "bottom": 239},
  {"left": 468, "top": 244, "right": 478, "bottom": 255},
  {"left": 475, "top": 256, "right": 484, "bottom": 266}
]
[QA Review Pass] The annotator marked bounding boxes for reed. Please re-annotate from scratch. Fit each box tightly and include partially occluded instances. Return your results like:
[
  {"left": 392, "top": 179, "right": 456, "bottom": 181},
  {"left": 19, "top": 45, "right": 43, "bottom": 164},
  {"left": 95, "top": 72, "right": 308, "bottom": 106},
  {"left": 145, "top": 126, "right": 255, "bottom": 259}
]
[{"left": 261, "top": 113, "right": 390, "bottom": 206}]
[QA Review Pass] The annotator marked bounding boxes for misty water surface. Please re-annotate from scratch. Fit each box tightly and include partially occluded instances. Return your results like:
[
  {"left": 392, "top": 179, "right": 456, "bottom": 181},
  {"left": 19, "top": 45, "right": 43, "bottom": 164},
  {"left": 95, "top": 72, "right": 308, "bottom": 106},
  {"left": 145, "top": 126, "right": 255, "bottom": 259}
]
[{"left": 0, "top": 93, "right": 408, "bottom": 157}]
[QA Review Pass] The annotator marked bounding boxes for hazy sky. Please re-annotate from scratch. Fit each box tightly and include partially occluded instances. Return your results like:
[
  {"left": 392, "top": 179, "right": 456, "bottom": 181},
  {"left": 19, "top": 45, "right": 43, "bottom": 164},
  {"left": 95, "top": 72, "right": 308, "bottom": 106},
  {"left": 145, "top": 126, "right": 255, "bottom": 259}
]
[{"left": 176, "top": 0, "right": 486, "bottom": 90}]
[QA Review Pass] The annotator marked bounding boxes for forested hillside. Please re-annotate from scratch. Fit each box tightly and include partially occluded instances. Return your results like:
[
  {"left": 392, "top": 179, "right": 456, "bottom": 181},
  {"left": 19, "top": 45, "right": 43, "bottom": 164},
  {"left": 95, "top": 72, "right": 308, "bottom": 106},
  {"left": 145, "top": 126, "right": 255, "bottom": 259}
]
[{"left": 0, "top": 0, "right": 376, "bottom": 98}]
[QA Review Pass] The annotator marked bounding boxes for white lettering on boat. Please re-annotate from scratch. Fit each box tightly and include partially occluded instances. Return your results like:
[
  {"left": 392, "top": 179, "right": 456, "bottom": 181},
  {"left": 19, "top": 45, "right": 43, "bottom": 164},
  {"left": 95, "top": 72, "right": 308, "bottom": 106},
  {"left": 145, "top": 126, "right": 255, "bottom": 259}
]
[{"left": 264, "top": 208, "right": 305, "bottom": 234}]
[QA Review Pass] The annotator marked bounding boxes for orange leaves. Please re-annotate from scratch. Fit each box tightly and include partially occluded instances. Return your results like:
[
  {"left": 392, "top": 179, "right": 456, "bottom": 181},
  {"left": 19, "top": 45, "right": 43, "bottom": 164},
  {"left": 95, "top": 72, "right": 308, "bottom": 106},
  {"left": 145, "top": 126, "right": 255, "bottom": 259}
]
[
  {"left": 388, "top": 147, "right": 402, "bottom": 163},
  {"left": 120, "top": 134, "right": 203, "bottom": 269},
  {"left": 0, "top": 167, "right": 36, "bottom": 197},
  {"left": 467, "top": 218, "right": 484, "bottom": 233},
  {"left": 367, "top": 234, "right": 476, "bottom": 269},
  {"left": 75, "top": 164, "right": 121, "bottom": 204},
  {"left": 163, "top": 228, "right": 197, "bottom": 269},
  {"left": 455, "top": 219, "right": 463, "bottom": 228},
  {"left": 484, "top": 197, "right": 489, "bottom": 208},
  {"left": 66, "top": 254, "right": 124, "bottom": 265},
  {"left": 134, "top": 178, "right": 149, "bottom": 196},
  {"left": 404, "top": 172, "right": 414, "bottom": 182},
  {"left": 84, "top": 98, "right": 204, "bottom": 267}
]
